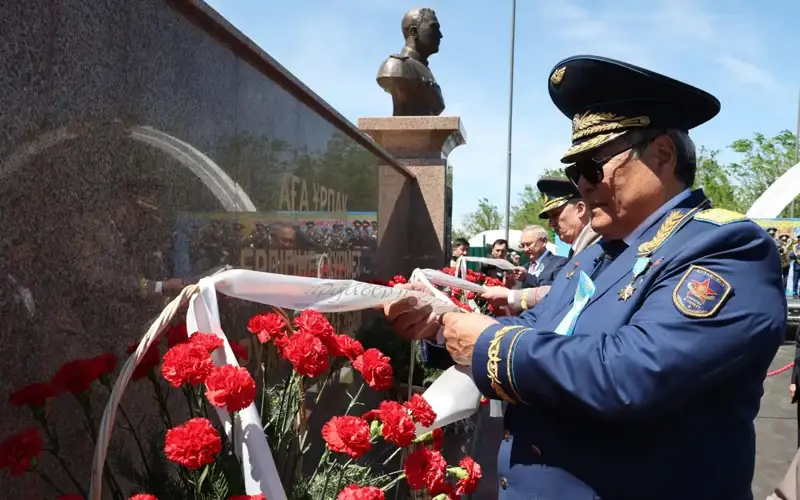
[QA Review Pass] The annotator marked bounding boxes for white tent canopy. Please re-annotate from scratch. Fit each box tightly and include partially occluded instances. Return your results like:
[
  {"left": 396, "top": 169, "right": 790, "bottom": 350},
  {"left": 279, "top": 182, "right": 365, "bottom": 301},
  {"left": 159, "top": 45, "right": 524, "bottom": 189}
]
[{"left": 467, "top": 229, "right": 558, "bottom": 255}]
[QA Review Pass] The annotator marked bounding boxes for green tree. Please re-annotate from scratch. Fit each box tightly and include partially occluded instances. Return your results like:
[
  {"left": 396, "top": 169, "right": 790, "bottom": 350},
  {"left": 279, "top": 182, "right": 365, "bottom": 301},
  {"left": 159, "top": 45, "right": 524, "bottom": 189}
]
[
  {"left": 509, "top": 185, "right": 545, "bottom": 230},
  {"left": 508, "top": 168, "right": 568, "bottom": 236},
  {"left": 459, "top": 198, "right": 503, "bottom": 237},
  {"left": 694, "top": 147, "right": 743, "bottom": 212},
  {"left": 728, "top": 130, "right": 798, "bottom": 215}
]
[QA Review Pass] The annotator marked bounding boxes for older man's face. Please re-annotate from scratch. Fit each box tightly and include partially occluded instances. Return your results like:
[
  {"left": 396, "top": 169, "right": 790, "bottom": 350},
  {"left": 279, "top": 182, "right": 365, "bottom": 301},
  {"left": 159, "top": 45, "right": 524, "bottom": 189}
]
[
  {"left": 575, "top": 135, "right": 675, "bottom": 241},
  {"left": 546, "top": 201, "right": 585, "bottom": 245}
]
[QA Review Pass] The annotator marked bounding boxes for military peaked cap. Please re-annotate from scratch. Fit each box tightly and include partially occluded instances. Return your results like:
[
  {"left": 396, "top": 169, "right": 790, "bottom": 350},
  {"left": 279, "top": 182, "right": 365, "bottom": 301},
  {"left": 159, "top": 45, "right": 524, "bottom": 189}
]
[
  {"left": 537, "top": 177, "right": 581, "bottom": 219},
  {"left": 548, "top": 55, "right": 720, "bottom": 163}
]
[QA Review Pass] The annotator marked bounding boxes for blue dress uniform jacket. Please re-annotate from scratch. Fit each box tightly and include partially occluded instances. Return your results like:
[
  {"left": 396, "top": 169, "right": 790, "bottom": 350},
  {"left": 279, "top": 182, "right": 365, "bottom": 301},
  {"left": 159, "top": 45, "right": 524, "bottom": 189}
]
[{"left": 424, "top": 190, "right": 786, "bottom": 500}]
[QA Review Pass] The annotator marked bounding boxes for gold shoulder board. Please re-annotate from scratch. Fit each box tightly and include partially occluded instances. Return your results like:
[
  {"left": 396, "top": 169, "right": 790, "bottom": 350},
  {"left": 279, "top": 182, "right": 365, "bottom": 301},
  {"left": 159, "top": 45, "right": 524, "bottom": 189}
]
[{"left": 693, "top": 208, "right": 748, "bottom": 226}]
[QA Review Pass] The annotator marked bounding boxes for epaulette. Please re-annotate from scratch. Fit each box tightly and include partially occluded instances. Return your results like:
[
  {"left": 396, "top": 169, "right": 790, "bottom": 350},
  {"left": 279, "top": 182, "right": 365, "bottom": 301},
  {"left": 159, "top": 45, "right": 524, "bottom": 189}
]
[
  {"left": 693, "top": 208, "right": 748, "bottom": 226},
  {"left": 389, "top": 54, "right": 409, "bottom": 61}
]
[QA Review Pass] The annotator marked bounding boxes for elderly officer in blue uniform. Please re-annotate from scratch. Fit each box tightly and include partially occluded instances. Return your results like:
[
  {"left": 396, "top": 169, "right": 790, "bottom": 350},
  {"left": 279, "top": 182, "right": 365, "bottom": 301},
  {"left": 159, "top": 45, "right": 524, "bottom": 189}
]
[{"left": 384, "top": 55, "right": 786, "bottom": 500}]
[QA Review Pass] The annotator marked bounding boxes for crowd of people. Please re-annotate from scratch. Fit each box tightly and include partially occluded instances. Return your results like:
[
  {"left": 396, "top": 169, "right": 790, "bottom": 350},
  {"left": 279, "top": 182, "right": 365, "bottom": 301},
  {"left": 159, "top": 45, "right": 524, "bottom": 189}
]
[{"left": 378, "top": 55, "right": 790, "bottom": 500}]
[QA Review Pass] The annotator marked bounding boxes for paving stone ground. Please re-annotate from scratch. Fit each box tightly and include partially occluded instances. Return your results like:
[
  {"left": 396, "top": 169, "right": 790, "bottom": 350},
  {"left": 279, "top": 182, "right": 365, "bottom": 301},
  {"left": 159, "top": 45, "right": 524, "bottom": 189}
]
[{"left": 753, "top": 342, "right": 798, "bottom": 500}]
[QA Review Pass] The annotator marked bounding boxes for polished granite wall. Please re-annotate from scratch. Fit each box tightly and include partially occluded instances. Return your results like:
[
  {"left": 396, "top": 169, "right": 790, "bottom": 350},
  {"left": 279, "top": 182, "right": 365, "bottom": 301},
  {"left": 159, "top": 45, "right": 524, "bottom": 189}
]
[{"left": 0, "top": 0, "right": 416, "bottom": 497}]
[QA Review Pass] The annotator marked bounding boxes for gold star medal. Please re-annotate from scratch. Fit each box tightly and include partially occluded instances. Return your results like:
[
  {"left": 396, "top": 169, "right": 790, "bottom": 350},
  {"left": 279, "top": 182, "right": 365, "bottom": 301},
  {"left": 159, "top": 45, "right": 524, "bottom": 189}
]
[{"left": 618, "top": 284, "right": 635, "bottom": 301}]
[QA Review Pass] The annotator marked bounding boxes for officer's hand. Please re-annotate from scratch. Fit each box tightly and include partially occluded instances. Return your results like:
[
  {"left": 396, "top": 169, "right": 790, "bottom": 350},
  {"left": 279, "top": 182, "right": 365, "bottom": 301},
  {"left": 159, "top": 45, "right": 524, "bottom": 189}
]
[
  {"left": 442, "top": 312, "right": 498, "bottom": 366},
  {"left": 790, "top": 383, "right": 796, "bottom": 399},
  {"left": 512, "top": 266, "right": 527, "bottom": 280},
  {"left": 480, "top": 287, "right": 511, "bottom": 310},
  {"left": 383, "top": 283, "right": 440, "bottom": 341}
]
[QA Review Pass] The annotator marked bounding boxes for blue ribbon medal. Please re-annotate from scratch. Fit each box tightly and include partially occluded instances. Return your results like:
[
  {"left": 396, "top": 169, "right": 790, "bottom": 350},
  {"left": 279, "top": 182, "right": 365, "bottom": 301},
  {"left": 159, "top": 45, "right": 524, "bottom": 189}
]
[{"left": 554, "top": 270, "right": 596, "bottom": 336}]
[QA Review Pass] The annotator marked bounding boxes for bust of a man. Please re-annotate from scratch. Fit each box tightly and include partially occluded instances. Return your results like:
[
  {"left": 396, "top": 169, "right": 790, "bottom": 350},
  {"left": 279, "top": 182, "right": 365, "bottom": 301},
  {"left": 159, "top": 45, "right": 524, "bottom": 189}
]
[{"left": 376, "top": 7, "right": 445, "bottom": 116}]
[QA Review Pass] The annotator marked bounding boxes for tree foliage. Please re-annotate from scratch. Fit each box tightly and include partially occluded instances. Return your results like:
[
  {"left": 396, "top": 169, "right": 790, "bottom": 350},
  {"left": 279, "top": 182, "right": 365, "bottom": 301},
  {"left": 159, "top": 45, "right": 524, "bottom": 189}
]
[{"left": 459, "top": 198, "right": 504, "bottom": 236}]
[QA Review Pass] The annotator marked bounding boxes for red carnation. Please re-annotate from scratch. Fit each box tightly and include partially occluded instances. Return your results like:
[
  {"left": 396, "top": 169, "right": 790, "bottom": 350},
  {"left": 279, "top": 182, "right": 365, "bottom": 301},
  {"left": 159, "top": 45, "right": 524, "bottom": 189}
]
[
  {"left": 10, "top": 382, "right": 54, "bottom": 409},
  {"left": 337, "top": 483, "right": 385, "bottom": 500},
  {"left": 248, "top": 312, "right": 288, "bottom": 344},
  {"left": 51, "top": 358, "right": 100, "bottom": 395},
  {"left": 282, "top": 331, "right": 329, "bottom": 378},
  {"left": 230, "top": 340, "right": 249, "bottom": 362},
  {"left": 0, "top": 428, "right": 43, "bottom": 476},
  {"left": 404, "top": 447, "right": 447, "bottom": 492},
  {"left": 453, "top": 456, "right": 482, "bottom": 495},
  {"left": 441, "top": 267, "right": 455, "bottom": 276},
  {"left": 293, "top": 310, "right": 335, "bottom": 338},
  {"left": 166, "top": 322, "right": 189, "bottom": 347},
  {"left": 376, "top": 401, "right": 415, "bottom": 448},
  {"left": 128, "top": 342, "right": 161, "bottom": 380},
  {"left": 431, "top": 428, "right": 444, "bottom": 450},
  {"left": 322, "top": 415, "right": 372, "bottom": 459},
  {"left": 404, "top": 394, "right": 436, "bottom": 428},
  {"left": 479, "top": 396, "right": 489, "bottom": 406},
  {"left": 352, "top": 349, "right": 393, "bottom": 391},
  {"left": 164, "top": 418, "right": 222, "bottom": 469},
  {"left": 336, "top": 334, "right": 364, "bottom": 360},
  {"left": 189, "top": 332, "right": 224, "bottom": 353},
  {"left": 161, "top": 343, "right": 214, "bottom": 387},
  {"left": 205, "top": 365, "right": 257, "bottom": 412},
  {"left": 392, "top": 275, "right": 408, "bottom": 285},
  {"left": 227, "top": 495, "right": 265, "bottom": 500},
  {"left": 129, "top": 495, "right": 159, "bottom": 500}
]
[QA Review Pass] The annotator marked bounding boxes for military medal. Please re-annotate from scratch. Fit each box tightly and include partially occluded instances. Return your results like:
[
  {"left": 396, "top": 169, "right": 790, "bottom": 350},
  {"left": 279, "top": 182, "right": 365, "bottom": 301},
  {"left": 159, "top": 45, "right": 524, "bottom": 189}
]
[
  {"left": 566, "top": 262, "right": 579, "bottom": 279},
  {"left": 618, "top": 257, "right": 651, "bottom": 301},
  {"left": 618, "top": 284, "right": 635, "bottom": 301}
]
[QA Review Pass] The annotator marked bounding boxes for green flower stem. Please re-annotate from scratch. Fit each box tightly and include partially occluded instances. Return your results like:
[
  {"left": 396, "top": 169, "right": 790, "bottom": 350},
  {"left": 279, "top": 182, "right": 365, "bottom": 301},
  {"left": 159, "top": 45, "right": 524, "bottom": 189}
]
[
  {"left": 314, "top": 369, "right": 334, "bottom": 404},
  {"left": 345, "top": 382, "right": 366, "bottom": 416},
  {"left": 44, "top": 448, "right": 87, "bottom": 496},
  {"left": 380, "top": 473, "right": 406, "bottom": 492},
  {"left": 78, "top": 396, "right": 124, "bottom": 500},
  {"left": 148, "top": 374, "right": 173, "bottom": 428},
  {"left": 370, "top": 469, "right": 404, "bottom": 486},
  {"left": 36, "top": 469, "right": 66, "bottom": 496},
  {"left": 103, "top": 387, "right": 151, "bottom": 476},
  {"left": 382, "top": 446, "right": 403, "bottom": 467},
  {"left": 182, "top": 386, "right": 197, "bottom": 418},
  {"left": 308, "top": 448, "right": 330, "bottom": 486},
  {"left": 275, "top": 372, "right": 296, "bottom": 457}
]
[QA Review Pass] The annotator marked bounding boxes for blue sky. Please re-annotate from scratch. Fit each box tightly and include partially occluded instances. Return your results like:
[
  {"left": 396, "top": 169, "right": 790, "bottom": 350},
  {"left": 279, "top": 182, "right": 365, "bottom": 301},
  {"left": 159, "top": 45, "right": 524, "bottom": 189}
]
[{"left": 206, "top": 0, "right": 800, "bottom": 227}]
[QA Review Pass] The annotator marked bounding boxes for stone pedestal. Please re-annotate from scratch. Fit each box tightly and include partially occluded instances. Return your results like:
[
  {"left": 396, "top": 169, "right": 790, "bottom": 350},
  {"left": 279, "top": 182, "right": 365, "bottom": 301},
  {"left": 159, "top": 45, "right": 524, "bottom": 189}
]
[{"left": 358, "top": 116, "right": 466, "bottom": 275}]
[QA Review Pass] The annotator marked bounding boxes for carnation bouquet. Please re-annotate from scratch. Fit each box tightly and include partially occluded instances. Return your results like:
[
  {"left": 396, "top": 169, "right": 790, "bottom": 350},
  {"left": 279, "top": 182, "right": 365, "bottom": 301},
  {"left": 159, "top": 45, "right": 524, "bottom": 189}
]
[
  {"left": 1, "top": 302, "right": 482, "bottom": 500},
  {"left": 388, "top": 268, "right": 503, "bottom": 316}
]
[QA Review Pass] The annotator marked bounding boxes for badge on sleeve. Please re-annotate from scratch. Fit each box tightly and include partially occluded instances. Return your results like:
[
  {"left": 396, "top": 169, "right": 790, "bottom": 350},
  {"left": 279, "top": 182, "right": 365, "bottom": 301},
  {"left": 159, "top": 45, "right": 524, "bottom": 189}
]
[{"left": 672, "top": 265, "right": 732, "bottom": 318}]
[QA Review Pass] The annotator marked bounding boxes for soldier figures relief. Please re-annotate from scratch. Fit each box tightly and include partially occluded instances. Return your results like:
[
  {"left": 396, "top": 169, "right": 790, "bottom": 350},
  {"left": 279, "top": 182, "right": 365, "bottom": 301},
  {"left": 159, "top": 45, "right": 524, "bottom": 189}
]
[{"left": 376, "top": 7, "right": 445, "bottom": 116}]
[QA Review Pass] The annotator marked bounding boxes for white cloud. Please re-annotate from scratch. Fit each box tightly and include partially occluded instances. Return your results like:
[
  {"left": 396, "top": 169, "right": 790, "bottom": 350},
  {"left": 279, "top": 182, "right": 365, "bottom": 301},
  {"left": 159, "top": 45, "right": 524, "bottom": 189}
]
[{"left": 716, "top": 56, "right": 780, "bottom": 93}]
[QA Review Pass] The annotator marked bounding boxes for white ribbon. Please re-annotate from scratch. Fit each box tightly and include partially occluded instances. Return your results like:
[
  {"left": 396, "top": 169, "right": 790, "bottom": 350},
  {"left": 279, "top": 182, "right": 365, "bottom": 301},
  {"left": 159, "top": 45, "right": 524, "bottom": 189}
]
[
  {"left": 454, "top": 256, "right": 516, "bottom": 280},
  {"left": 183, "top": 269, "right": 484, "bottom": 496}
]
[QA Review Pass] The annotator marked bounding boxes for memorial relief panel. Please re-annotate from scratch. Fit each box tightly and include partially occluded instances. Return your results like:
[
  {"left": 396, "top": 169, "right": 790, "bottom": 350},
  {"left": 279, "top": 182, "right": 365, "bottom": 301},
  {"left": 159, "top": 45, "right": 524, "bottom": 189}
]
[{"left": 0, "top": 0, "right": 383, "bottom": 496}]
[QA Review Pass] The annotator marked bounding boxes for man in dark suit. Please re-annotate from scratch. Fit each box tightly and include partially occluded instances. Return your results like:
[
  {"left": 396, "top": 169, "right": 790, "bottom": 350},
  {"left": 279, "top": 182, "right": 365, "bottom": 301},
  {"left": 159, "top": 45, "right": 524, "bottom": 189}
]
[
  {"left": 512, "top": 225, "right": 567, "bottom": 287},
  {"left": 384, "top": 55, "right": 785, "bottom": 500},
  {"left": 480, "top": 238, "right": 511, "bottom": 281}
]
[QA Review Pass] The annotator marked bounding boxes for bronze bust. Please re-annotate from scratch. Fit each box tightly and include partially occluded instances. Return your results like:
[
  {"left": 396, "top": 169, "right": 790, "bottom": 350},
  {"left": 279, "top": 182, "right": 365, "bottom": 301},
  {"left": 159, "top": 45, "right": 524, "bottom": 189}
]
[{"left": 377, "top": 7, "right": 445, "bottom": 116}]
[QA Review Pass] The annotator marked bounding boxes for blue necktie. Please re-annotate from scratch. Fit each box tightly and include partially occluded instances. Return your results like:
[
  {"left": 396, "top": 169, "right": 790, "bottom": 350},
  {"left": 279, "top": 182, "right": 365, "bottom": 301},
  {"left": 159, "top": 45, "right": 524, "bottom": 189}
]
[{"left": 591, "top": 240, "right": 628, "bottom": 279}]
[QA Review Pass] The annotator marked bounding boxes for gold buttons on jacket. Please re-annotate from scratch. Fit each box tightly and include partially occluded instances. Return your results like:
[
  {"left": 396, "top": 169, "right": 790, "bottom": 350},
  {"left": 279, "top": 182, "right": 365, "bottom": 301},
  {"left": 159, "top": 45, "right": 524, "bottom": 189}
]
[{"left": 500, "top": 477, "right": 508, "bottom": 490}]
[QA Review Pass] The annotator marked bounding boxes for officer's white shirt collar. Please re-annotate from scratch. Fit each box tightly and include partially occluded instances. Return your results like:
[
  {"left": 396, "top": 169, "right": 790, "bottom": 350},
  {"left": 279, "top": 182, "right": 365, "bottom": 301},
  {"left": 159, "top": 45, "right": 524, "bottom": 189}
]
[{"left": 622, "top": 188, "right": 691, "bottom": 247}]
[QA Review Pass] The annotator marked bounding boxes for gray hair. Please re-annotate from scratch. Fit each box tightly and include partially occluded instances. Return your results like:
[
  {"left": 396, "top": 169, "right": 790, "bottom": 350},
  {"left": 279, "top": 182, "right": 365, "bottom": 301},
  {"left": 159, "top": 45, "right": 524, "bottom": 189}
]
[
  {"left": 522, "top": 225, "right": 548, "bottom": 241},
  {"left": 633, "top": 129, "right": 697, "bottom": 187}
]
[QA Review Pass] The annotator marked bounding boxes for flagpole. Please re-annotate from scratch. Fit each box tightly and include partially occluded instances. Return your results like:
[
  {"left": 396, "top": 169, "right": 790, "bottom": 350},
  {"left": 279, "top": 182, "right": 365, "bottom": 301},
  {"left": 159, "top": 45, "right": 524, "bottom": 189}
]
[{"left": 502, "top": 0, "right": 517, "bottom": 241}]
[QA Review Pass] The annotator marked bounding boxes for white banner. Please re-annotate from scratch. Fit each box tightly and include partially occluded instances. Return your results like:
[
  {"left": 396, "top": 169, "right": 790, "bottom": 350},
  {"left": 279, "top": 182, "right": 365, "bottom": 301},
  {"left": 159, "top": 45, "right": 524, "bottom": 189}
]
[{"left": 187, "top": 269, "right": 483, "bottom": 497}]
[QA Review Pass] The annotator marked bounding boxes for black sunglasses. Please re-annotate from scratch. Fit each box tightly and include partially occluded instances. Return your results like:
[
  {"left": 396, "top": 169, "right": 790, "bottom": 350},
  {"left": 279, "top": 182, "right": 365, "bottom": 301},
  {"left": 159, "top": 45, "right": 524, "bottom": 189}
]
[{"left": 564, "top": 131, "right": 661, "bottom": 187}]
